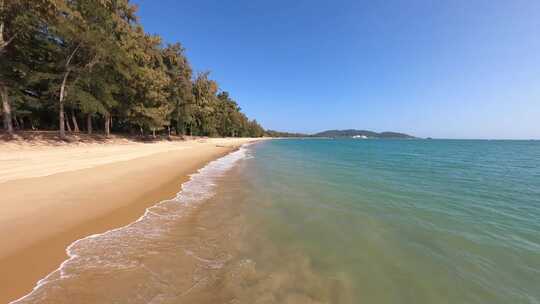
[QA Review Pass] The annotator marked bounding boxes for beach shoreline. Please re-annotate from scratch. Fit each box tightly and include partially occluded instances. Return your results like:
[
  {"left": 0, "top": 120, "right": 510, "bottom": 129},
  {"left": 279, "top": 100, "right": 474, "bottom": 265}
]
[{"left": 0, "top": 136, "right": 265, "bottom": 303}]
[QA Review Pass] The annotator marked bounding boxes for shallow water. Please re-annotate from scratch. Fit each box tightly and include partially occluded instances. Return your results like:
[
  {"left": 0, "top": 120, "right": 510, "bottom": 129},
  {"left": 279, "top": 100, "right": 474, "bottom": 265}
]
[{"left": 14, "top": 139, "right": 540, "bottom": 303}]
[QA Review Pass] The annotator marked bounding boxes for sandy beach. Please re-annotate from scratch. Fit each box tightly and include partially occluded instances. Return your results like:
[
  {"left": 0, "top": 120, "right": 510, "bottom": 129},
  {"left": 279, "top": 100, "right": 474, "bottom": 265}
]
[{"left": 0, "top": 136, "right": 263, "bottom": 303}]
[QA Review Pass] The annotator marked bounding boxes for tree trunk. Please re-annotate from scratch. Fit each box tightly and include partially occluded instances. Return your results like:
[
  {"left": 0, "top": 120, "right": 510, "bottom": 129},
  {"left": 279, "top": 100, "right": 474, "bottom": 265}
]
[
  {"left": 1, "top": 83, "right": 13, "bottom": 134},
  {"left": 1, "top": 19, "right": 4, "bottom": 50},
  {"left": 0, "top": 8, "right": 17, "bottom": 52},
  {"left": 104, "top": 112, "right": 110, "bottom": 137},
  {"left": 59, "top": 72, "right": 70, "bottom": 138},
  {"left": 0, "top": 20, "right": 15, "bottom": 52},
  {"left": 59, "top": 104, "right": 65, "bottom": 137},
  {"left": 71, "top": 109, "right": 80, "bottom": 132},
  {"left": 19, "top": 116, "right": 24, "bottom": 130},
  {"left": 86, "top": 114, "right": 92, "bottom": 135},
  {"left": 12, "top": 112, "right": 20, "bottom": 129},
  {"left": 65, "top": 112, "right": 73, "bottom": 133},
  {"left": 152, "top": 128, "right": 156, "bottom": 138},
  {"left": 59, "top": 44, "right": 80, "bottom": 139}
]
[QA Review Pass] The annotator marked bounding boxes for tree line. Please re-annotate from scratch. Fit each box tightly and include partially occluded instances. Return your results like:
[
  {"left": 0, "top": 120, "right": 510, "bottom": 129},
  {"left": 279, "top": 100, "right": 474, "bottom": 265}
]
[
  {"left": 265, "top": 130, "right": 309, "bottom": 138},
  {"left": 0, "top": 0, "right": 265, "bottom": 138}
]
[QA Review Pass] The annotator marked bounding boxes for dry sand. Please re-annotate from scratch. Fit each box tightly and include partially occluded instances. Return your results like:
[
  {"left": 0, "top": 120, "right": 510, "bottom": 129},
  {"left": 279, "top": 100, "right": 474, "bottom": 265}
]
[{"left": 0, "top": 136, "right": 264, "bottom": 303}]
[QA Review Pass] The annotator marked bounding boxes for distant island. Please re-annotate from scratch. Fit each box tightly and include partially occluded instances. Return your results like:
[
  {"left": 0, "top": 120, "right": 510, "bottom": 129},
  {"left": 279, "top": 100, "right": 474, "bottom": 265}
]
[
  {"left": 313, "top": 129, "right": 415, "bottom": 139},
  {"left": 267, "top": 129, "right": 415, "bottom": 139}
]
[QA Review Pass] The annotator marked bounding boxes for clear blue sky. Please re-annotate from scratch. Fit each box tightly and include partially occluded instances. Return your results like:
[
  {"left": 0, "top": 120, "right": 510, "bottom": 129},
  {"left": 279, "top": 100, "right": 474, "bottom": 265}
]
[{"left": 132, "top": 0, "right": 540, "bottom": 139}]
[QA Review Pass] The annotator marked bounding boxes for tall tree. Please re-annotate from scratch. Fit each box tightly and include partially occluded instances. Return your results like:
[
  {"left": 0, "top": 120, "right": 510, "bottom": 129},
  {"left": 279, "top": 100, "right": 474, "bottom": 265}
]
[
  {"left": 192, "top": 72, "right": 220, "bottom": 136},
  {"left": 162, "top": 43, "right": 193, "bottom": 135}
]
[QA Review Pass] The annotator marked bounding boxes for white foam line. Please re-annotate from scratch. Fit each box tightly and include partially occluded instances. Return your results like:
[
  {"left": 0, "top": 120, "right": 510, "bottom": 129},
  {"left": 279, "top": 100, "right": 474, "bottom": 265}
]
[{"left": 9, "top": 143, "right": 254, "bottom": 304}]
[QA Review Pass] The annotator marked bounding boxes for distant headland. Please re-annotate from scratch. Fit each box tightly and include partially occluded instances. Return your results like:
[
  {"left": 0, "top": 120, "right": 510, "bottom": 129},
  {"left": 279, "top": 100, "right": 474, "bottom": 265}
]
[{"left": 266, "top": 129, "right": 415, "bottom": 139}]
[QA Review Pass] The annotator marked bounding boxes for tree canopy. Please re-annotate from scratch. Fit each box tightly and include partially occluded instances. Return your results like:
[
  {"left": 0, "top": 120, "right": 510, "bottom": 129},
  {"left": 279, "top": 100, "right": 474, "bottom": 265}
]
[{"left": 0, "top": 0, "right": 265, "bottom": 138}]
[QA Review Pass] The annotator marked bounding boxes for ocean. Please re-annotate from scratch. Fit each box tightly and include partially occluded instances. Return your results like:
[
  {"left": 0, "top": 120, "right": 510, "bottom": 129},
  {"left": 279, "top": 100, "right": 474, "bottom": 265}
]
[{"left": 13, "top": 139, "right": 540, "bottom": 303}]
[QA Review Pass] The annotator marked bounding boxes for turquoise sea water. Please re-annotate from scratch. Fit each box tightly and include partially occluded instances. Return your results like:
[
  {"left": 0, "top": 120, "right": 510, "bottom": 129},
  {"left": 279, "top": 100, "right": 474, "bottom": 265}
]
[
  {"left": 14, "top": 139, "right": 540, "bottom": 304},
  {"left": 235, "top": 139, "right": 540, "bottom": 303}
]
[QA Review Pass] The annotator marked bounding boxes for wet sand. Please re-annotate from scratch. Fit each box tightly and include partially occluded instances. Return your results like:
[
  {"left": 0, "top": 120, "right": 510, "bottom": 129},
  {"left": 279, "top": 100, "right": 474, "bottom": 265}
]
[{"left": 0, "top": 137, "right": 262, "bottom": 303}]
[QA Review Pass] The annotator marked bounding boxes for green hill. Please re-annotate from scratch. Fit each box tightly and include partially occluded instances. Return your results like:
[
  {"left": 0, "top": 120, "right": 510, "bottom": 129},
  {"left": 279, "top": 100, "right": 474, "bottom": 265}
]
[{"left": 313, "top": 129, "right": 414, "bottom": 138}]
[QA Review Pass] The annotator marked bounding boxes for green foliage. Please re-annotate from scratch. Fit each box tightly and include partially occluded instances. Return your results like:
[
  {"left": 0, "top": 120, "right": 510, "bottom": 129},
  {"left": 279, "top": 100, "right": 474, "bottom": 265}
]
[
  {"left": 265, "top": 130, "right": 309, "bottom": 137},
  {"left": 1, "top": 0, "right": 265, "bottom": 137}
]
